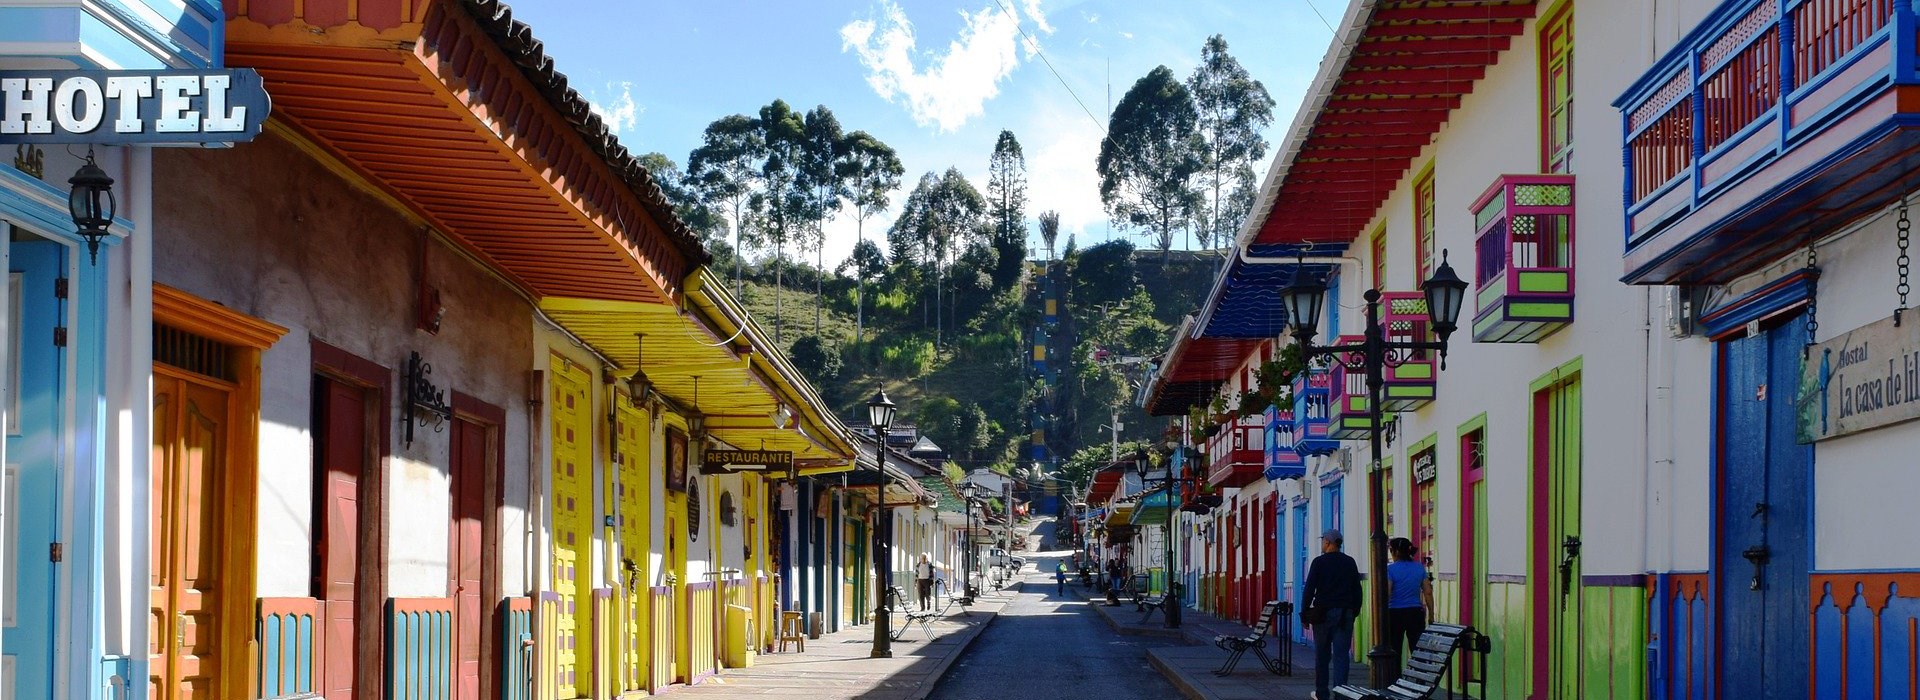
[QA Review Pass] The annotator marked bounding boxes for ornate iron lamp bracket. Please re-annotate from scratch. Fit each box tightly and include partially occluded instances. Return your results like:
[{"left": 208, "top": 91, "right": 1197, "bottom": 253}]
[{"left": 403, "top": 351, "right": 452, "bottom": 446}]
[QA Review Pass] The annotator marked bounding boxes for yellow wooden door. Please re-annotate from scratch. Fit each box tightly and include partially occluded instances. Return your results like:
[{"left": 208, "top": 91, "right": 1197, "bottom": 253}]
[
  {"left": 549, "top": 357, "right": 593, "bottom": 697},
  {"left": 614, "top": 398, "right": 650, "bottom": 691},
  {"left": 150, "top": 371, "right": 233, "bottom": 700}
]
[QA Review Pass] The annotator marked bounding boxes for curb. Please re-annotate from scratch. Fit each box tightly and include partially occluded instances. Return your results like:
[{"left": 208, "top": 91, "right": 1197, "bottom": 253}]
[
  {"left": 906, "top": 582, "right": 1015, "bottom": 700},
  {"left": 1085, "top": 595, "right": 1187, "bottom": 640},
  {"left": 1147, "top": 648, "right": 1211, "bottom": 700}
]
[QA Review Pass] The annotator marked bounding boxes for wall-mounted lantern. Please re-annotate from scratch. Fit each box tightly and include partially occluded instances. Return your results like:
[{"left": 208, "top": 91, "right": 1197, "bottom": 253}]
[
  {"left": 402, "top": 351, "right": 451, "bottom": 446},
  {"left": 67, "top": 153, "right": 115, "bottom": 265}
]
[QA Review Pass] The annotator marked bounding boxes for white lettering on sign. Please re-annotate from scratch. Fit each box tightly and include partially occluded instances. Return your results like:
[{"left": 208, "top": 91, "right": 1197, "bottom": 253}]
[{"left": 0, "top": 70, "right": 267, "bottom": 144}]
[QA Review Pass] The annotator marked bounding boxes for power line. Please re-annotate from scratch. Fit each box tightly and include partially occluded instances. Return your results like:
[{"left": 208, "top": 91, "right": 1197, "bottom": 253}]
[
  {"left": 991, "top": 0, "right": 1107, "bottom": 135},
  {"left": 1302, "top": 0, "right": 1336, "bottom": 33}
]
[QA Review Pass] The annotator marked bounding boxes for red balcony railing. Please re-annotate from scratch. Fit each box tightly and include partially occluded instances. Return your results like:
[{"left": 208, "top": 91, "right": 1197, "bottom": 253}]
[{"left": 1206, "top": 415, "right": 1265, "bottom": 488}]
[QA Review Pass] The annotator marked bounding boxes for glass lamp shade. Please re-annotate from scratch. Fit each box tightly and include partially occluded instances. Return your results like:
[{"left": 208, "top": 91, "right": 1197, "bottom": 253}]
[
  {"left": 1422, "top": 250, "right": 1469, "bottom": 341},
  {"left": 866, "top": 388, "right": 897, "bottom": 431},
  {"left": 67, "top": 158, "right": 116, "bottom": 263},
  {"left": 1281, "top": 275, "right": 1327, "bottom": 342}
]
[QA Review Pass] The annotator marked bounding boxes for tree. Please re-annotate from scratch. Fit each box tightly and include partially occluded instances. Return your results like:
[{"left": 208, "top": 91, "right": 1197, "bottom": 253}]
[
  {"left": 888, "top": 168, "right": 985, "bottom": 344},
  {"left": 1097, "top": 65, "right": 1203, "bottom": 260},
  {"left": 1187, "top": 35, "right": 1275, "bottom": 253},
  {"left": 636, "top": 153, "right": 723, "bottom": 245},
  {"left": 798, "top": 105, "right": 848, "bottom": 336},
  {"left": 750, "top": 100, "right": 809, "bottom": 343},
  {"left": 687, "top": 114, "right": 764, "bottom": 295},
  {"left": 1071, "top": 240, "right": 1138, "bottom": 308},
  {"left": 1037, "top": 210, "right": 1061, "bottom": 267},
  {"left": 986, "top": 130, "right": 1029, "bottom": 289},
  {"left": 788, "top": 334, "right": 842, "bottom": 401},
  {"left": 841, "top": 130, "right": 904, "bottom": 345},
  {"left": 839, "top": 238, "right": 888, "bottom": 283}
]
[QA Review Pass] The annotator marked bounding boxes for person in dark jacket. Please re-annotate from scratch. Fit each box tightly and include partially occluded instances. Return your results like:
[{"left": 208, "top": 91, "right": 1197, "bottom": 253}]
[{"left": 1302, "top": 529, "right": 1362, "bottom": 700}]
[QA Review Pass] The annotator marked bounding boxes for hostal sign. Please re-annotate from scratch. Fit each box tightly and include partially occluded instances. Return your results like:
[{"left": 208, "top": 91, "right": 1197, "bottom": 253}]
[
  {"left": 1, "top": 69, "right": 269, "bottom": 144},
  {"left": 1799, "top": 312, "right": 1920, "bottom": 442}
]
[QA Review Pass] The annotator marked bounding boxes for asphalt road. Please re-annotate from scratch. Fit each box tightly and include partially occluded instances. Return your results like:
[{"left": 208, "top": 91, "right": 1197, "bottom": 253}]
[{"left": 927, "top": 520, "right": 1179, "bottom": 700}]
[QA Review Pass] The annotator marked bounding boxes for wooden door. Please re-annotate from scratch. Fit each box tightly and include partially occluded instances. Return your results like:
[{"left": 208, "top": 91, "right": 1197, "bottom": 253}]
[
  {"left": 1530, "top": 374, "right": 1582, "bottom": 699},
  {"left": 5, "top": 240, "right": 64, "bottom": 700},
  {"left": 548, "top": 357, "right": 592, "bottom": 697},
  {"left": 1716, "top": 316, "right": 1811, "bottom": 700},
  {"left": 450, "top": 416, "right": 488, "bottom": 699},
  {"left": 613, "top": 399, "right": 650, "bottom": 691},
  {"left": 315, "top": 376, "right": 370, "bottom": 700},
  {"left": 150, "top": 370, "right": 232, "bottom": 699}
]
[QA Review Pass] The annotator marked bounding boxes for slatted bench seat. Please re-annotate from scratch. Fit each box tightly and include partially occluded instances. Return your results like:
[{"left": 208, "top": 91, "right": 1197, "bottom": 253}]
[
  {"left": 1212, "top": 600, "right": 1292, "bottom": 676},
  {"left": 1331, "top": 623, "right": 1488, "bottom": 700}
]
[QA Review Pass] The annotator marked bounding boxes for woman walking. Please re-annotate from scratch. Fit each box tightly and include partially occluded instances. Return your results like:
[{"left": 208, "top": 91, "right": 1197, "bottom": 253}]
[
  {"left": 1385, "top": 537, "right": 1435, "bottom": 668},
  {"left": 1301, "top": 530, "right": 1361, "bottom": 700}
]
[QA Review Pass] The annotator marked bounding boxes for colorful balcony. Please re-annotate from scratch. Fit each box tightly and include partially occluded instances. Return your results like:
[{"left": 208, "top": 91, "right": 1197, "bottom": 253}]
[
  {"left": 1291, "top": 368, "right": 1338, "bottom": 457},
  {"left": 1264, "top": 406, "right": 1305, "bottom": 481},
  {"left": 1471, "top": 174, "right": 1576, "bottom": 342},
  {"left": 1326, "top": 337, "right": 1378, "bottom": 440},
  {"left": 1207, "top": 414, "right": 1266, "bottom": 488},
  {"left": 1379, "top": 292, "right": 1438, "bottom": 411},
  {"left": 1617, "top": 0, "right": 1920, "bottom": 284}
]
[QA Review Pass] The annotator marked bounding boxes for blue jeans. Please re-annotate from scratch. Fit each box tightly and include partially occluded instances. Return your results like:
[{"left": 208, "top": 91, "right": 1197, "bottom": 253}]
[{"left": 1313, "top": 607, "right": 1356, "bottom": 698}]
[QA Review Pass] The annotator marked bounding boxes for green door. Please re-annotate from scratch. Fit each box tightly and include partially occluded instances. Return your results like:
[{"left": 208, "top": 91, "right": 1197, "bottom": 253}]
[{"left": 1530, "top": 373, "right": 1581, "bottom": 699}]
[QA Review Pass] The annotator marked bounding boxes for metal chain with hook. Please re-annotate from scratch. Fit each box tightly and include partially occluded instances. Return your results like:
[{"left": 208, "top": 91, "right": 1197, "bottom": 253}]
[
  {"left": 1804, "top": 237, "right": 1819, "bottom": 357},
  {"left": 1898, "top": 200, "right": 1912, "bottom": 325}
]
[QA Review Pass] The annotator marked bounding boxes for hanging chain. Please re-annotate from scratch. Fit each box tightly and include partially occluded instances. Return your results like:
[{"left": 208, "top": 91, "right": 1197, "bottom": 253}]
[
  {"left": 1898, "top": 199, "right": 1911, "bottom": 326},
  {"left": 1804, "top": 237, "right": 1819, "bottom": 357}
]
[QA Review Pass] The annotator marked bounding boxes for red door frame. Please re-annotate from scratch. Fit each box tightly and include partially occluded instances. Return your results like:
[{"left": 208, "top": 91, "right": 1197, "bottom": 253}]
[
  {"left": 450, "top": 393, "right": 505, "bottom": 700},
  {"left": 1459, "top": 429, "right": 1485, "bottom": 628},
  {"left": 311, "top": 340, "right": 391, "bottom": 700}
]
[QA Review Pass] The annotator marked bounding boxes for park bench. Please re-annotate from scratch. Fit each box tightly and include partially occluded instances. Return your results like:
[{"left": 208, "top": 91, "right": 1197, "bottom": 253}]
[
  {"left": 1331, "top": 623, "right": 1489, "bottom": 700},
  {"left": 1137, "top": 593, "right": 1169, "bottom": 621},
  {"left": 1212, "top": 600, "right": 1292, "bottom": 676}
]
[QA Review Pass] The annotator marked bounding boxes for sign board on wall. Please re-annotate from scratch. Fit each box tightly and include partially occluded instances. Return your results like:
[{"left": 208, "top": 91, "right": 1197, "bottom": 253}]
[
  {"left": 1798, "top": 313, "right": 1920, "bottom": 442},
  {"left": 700, "top": 449, "right": 792, "bottom": 474},
  {"left": 1, "top": 69, "right": 269, "bottom": 144},
  {"left": 1412, "top": 449, "right": 1437, "bottom": 484}
]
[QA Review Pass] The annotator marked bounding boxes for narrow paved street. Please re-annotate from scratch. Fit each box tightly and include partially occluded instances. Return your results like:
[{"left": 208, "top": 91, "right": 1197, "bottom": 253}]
[{"left": 928, "top": 521, "right": 1179, "bottom": 700}]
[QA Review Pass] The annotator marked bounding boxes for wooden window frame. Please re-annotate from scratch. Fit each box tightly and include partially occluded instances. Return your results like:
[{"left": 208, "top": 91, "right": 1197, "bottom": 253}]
[
  {"left": 1413, "top": 163, "right": 1436, "bottom": 285},
  {"left": 1539, "top": 0, "right": 1575, "bottom": 173}
]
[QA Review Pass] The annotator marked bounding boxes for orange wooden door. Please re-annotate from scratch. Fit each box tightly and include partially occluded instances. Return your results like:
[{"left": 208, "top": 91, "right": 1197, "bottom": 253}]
[
  {"left": 451, "top": 416, "right": 488, "bottom": 700},
  {"left": 149, "top": 371, "right": 233, "bottom": 700},
  {"left": 316, "top": 377, "right": 368, "bottom": 700}
]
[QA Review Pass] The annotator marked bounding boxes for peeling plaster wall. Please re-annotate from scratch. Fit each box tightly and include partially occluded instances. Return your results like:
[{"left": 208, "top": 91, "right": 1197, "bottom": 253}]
[{"left": 152, "top": 131, "right": 535, "bottom": 599}]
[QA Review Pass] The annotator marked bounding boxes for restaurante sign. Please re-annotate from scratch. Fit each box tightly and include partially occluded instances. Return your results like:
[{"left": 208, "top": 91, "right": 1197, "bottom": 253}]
[
  {"left": 701, "top": 449, "right": 794, "bottom": 474},
  {"left": 1, "top": 69, "right": 269, "bottom": 144},
  {"left": 1799, "top": 313, "right": 1920, "bottom": 442}
]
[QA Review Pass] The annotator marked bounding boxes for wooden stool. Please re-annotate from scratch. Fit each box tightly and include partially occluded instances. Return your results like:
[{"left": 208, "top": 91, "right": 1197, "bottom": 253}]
[{"left": 777, "top": 611, "right": 806, "bottom": 653}]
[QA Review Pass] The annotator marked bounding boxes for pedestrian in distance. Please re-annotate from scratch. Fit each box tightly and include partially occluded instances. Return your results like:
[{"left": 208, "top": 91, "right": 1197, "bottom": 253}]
[
  {"left": 1386, "top": 537, "right": 1435, "bottom": 670},
  {"left": 915, "top": 554, "right": 936, "bottom": 611},
  {"left": 1301, "top": 529, "right": 1361, "bottom": 700},
  {"left": 1055, "top": 562, "right": 1068, "bottom": 595}
]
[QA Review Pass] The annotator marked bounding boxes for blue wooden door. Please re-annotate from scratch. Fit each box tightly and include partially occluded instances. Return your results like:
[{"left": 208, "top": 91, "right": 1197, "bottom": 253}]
[
  {"left": 1716, "top": 316, "right": 1811, "bottom": 700},
  {"left": 5, "top": 240, "right": 65, "bottom": 700},
  {"left": 1292, "top": 504, "right": 1308, "bottom": 644}
]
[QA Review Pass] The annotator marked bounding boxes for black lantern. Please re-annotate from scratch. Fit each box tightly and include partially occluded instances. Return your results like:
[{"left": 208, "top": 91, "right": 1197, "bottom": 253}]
[
  {"left": 866, "top": 388, "right": 897, "bottom": 432},
  {"left": 1421, "top": 250, "right": 1469, "bottom": 343},
  {"left": 67, "top": 154, "right": 116, "bottom": 265},
  {"left": 1281, "top": 270, "right": 1329, "bottom": 342}
]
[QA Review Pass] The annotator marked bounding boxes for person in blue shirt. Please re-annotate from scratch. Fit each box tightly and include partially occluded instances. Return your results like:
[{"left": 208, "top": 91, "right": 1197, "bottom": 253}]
[{"left": 1385, "top": 537, "right": 1436, "bottom": 670}]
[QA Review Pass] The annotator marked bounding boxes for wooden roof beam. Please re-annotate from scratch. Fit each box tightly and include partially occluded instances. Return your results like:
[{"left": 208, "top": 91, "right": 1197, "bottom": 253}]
[
  {"left": 1331, "top": 80, "right": 1478, "bottom": 97},
  {"left": 1348, "top": 52, "right": 1503, "bottom": 69},
  {"left": 1372, "top": 4, "right": 1538, "bottom": 22},
  {"left": 1304, "top": 133, "right": 1434, "bottom": 148},
  {"left": 1367, "top": 22, "right": 1526, "bottom": 39},
  {"left": 1357, "top": 37, "right": 1512, "bottom": 55},
  {"left": 1325, "top": 95, "right": 1462, "bottom": 111},
  {"left": 1343, "top": 66, "right": 1487, "bottom": 83}
]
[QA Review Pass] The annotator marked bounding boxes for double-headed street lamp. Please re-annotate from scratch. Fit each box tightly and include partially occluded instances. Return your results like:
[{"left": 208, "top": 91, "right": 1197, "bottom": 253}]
[
  {"left": 867, "top": 388, "right": 899, "bottom": 659},
  {"left": 1132, "top": 453, "right": 1195, "bottom": 629},
  {"left": 959, "top": 481, "right": 985, "bottom": 603},
  {"left": 1279, "top": 251, "right": 1468, "bottom": 688}
]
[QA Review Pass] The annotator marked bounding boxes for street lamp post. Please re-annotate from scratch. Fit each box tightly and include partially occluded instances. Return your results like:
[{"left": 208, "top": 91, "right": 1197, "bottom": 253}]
[
  {"left": 1132, "top": 454, "right": 1192, "bottom": 629},
  {"left": 867, "top": 389, "right": 900, "bottom": 659},
  {"left": 960, "top": 482, "right": 981, "bottom": 603},
  {"left": 1279, "top": 252, "right": 1468, "bottom": 688}
]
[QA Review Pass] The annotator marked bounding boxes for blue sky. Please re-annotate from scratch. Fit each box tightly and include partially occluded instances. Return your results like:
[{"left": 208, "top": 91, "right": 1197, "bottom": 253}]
[{"left": 505, "top": 0, "right": 1341, "bottom": 269}]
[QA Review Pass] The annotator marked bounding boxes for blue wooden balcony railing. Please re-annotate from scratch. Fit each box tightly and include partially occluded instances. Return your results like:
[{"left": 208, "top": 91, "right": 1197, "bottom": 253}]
[{"left": 1616, "top": 0, "right": 1920, "bottom": 283}]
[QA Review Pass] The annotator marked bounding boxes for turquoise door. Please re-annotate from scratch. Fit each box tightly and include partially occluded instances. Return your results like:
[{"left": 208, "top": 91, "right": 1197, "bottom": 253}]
[
  {"left": 1292, "top": 502, "right": 1308, "bottom": 644},
  {"left": 5, "top": 240, "right": 66, "bottom": 700}
]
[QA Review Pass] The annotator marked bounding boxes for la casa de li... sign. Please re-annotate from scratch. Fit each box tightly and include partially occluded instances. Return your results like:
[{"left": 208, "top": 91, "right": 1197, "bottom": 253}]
[
  {"left": 1799, "top": 312, "right": 1920, "bottom": 442},
  {"left": 1, "top": 69, "right": 269, "bottom": 144}
]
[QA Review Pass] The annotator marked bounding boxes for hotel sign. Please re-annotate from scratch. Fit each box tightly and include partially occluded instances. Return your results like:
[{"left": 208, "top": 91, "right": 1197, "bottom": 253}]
[
  {"left": 1799, "top": 313, "right": 1920, "bottom": 442},
  {"left": 701, "top": 449, "right": 793, "bottom": 474},
  {"left": 1, "top": 69, "right": 269, "bottom": 144}
]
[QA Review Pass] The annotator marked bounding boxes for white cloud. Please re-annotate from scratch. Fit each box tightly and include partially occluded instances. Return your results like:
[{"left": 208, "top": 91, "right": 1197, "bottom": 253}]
[
  {"left": 1082, "top": 10, "right": 1099, "bottom": 24},
  {"left": 587, "top": 81, "right": 640, "bottom": 135},
  {"left": 840, "top": 1, "right": 1047, "bottom": 132},
  {"left": 1119, "top": 31, "right": 1134, "bottom": 40}
]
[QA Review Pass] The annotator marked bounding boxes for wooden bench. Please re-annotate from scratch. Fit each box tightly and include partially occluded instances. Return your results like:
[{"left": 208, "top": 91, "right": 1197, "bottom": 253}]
[
  {"left": 1137, "top": 594, "right": 1169, "bottom": 620},
  {"left": 1331, "top": 623, "right": 1488, "bottom": 700},
  {"left": 1212, "top": 600, "right": 1292, "bottom": 676}
]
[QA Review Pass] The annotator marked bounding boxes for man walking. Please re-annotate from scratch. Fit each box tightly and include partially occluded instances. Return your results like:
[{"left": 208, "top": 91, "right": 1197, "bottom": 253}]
[
  {"left": 915, "top": 554, "right": 936, "bottom": 611},
  {"left": 1302, "top": 530, "right": 1362, "bottom": 700}
]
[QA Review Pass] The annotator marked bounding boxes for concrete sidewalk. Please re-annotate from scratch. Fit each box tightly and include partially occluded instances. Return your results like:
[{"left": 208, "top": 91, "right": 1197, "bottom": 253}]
[
  {"left": 1083, "top": 591, "right": 1365, "bottom": 700},
  {"left": 667, "top": 589, "right": 1014, "bottom": 700}
]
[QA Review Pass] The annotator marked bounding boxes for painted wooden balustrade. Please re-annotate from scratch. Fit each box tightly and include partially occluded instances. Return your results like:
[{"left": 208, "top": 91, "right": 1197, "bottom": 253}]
[
  {"left": 757, "top": 574, "right": 776, "bottom": 653},
  {"left": 1325, "top": 338, "right": 1377, "bottom": 440},
  {"left": 257, "top": 598, "right": 323, "bottom": 699},
  {"left": 501, "top": 597, "right": 534, "bottom": 700},
  {"left": 685, "top": 582, "right": 719, "bottom": 683},
  {"left": 1469, "top": 174, "right": 1576, "bottom": 343},
  {"left": 1290, "top": 368, "right": 1338, "bottom": 456},
  {"left": 1650, "top": 573, "right": 1712, "bottom": 700},
  {"left": 614, "top": 588, "right": 645, "bottom": 695},
  {"left": 590, "top": 589, "right": 618, "bottom": 698},
  {"left": 1811, "top": 571, "right": 1920, "bottom": 699},
  {"left": 1617, "top": 0, "right": 1920, "bottom": 283},
  {"left": 385, "top": 597, "right": 455, "bottom": 700},
  {"left": 1377, "top": 292, "right": 1437, "bottom": 410},
  {"left": 1263, "top": 406, "right": 1305, "bottom": 481},
  {"left": 648, "top": 586, "right": 675, "bottom": 691},
  {"left": 1205, "top": 414, "right": 1266, "bottom": 488},
  {"left": 536, "top": 593, "right": 560, "bottom": 700}
]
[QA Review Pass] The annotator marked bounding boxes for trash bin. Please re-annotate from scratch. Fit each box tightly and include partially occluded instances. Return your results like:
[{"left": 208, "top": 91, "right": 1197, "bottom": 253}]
[
  {"left": 808, "top": 611, "right": 823, "bottom": 639},
  {"left": 723, "top": 604, "right": 755, "bottom": 668}
]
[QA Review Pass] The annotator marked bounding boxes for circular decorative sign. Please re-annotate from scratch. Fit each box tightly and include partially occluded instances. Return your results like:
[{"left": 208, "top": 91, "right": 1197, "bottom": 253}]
[{"left": 688, "top": 479, "right": 703, "bottom": 541}]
